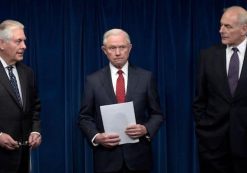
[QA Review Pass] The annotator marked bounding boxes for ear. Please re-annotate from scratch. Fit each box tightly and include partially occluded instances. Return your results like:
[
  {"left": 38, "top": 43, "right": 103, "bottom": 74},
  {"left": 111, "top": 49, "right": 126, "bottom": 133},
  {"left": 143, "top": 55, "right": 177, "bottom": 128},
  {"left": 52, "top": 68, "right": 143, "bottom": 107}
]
[
  {"left": 128, "top": 44, "right": 132, "bottom": 53},
  {"left": 101, "top": 45, "right": 107, "bottom": 55},
  {"left": 0, "top": 39, "right": 4, "bottom": 50},
  {"left": 241, "top": 24, "right": 247, "bottom": 36}
]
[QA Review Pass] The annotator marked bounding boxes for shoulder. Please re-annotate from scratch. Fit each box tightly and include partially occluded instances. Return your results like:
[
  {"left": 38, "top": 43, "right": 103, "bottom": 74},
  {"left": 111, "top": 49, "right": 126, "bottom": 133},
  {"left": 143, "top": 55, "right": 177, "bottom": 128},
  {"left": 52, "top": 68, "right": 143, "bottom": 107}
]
[
  {"left": 129, "top": 64, "right": 152, "bottom": 76},
  {"left": 16, "top": 62, "right": 34, "bottom": 74},
  {"left": 200, "top": 44, "right": 225, "bottom": 55},
  {"left": 128, "top": 65, "right": 154, "bottom": 84},
  {"left": 86, "top": 66, "right": 109, "bottom": 81},
  {"left": 198, "top": 44, "right": 226, "bottom": 65}
]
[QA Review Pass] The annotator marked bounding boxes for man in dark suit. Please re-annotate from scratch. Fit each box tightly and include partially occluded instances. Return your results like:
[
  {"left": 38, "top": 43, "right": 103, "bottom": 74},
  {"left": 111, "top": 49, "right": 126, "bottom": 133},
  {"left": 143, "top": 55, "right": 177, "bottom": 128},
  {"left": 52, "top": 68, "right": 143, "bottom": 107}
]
[
  {"left": 79, "top": 28, "right": 163, "bottom": 173},
  {"left": 193, "top": 6, "right": 247, "bottom": 173},
  {"left": 0, "top": 20, "right": 41, "bottom": 173}
]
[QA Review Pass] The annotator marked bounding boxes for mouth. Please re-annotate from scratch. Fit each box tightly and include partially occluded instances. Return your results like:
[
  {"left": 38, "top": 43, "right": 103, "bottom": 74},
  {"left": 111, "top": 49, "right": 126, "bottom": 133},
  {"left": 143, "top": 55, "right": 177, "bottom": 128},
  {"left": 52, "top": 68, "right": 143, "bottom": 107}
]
[
  {"left": 17, "top": 52, "right": 24, "bottom": 56},
  {"left": 114, "top": 58, "right": 124, "bottom": 61},
  {"left": 220, "top": 35, "right": 228, "bottom": 39}
]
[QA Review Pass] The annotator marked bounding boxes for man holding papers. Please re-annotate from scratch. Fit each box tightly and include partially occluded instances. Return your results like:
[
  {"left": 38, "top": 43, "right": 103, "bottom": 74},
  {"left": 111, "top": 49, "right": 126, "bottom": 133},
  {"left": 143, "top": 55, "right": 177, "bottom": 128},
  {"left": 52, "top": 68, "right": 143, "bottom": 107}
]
[{"left": 79, "top": 28, "right": 163, "bottom": 173}]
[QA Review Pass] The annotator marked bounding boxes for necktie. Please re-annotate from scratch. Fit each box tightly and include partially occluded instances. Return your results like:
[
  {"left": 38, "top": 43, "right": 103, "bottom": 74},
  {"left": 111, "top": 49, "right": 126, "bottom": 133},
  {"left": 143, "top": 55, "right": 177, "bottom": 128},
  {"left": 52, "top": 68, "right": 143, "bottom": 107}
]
[
  {"left": 116, "top": 70, "right": 125, "bottom": 103},
  {"left": 7, "top": 66, "right": 22, "bottom": 106},
  {"left": 228, "top": 47, "right": 239, "bottom": 96}
]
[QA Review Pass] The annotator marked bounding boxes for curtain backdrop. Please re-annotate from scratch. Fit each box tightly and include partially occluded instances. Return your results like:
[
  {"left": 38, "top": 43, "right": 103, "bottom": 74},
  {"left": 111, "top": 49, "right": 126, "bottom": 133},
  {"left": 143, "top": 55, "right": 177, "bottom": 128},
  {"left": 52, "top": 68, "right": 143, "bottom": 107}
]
[{"left": 0, "top": 0, "right": 246, "bottom": 173}]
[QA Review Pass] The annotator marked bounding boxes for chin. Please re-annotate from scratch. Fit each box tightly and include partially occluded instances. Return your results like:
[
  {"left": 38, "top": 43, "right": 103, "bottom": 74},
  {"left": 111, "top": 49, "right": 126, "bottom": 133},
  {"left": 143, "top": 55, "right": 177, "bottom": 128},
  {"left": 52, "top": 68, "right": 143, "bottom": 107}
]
[
  {"left": 16, "top": 57, "right": 24, "bottom": 61},
  {"left": 114, "top": 64, "right": 122, "bottom": 68},
  {"left": 113, "top": 63, "right": 124, "bottom": 68},
  {"left": 221, "top": 40, "right": 228, "bottom": 45}
]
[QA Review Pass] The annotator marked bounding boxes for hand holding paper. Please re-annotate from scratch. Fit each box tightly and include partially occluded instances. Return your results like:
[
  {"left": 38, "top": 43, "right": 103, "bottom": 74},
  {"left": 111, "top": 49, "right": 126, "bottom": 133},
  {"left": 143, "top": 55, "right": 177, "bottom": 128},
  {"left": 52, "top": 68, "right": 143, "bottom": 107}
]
[
  {"left": 94, "top": 133, "right": 120, "bottom": 148},
  {"left": 125, "top": 124, "right": 147, "bottom": 139}
]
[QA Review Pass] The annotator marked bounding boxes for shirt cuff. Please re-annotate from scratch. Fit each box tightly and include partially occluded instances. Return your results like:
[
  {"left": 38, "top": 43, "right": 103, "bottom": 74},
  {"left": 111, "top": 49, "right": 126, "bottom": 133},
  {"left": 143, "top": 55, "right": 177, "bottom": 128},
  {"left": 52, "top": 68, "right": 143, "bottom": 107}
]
[
  {"left": 91, "top": 133, "right": 100, "bottom": 146},
  {"left": 145, "top": 134, "right": 151, "bottom": 142},
  {"left": 31, "top": 132, "right": 41, "bottom": 136}
]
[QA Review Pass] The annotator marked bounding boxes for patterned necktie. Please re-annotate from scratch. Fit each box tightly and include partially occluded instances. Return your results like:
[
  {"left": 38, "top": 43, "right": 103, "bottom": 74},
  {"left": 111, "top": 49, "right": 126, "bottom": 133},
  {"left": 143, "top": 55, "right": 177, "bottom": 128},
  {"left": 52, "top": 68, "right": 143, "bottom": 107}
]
[
  {"left": 116, "top": 70, "right": 125, "bottom": 103},
  {"left": 7, "top": 65, "right": 22, "bottom": 106},
  {"left": 228, "top": 47, "right": 239, "bottom": 96}
]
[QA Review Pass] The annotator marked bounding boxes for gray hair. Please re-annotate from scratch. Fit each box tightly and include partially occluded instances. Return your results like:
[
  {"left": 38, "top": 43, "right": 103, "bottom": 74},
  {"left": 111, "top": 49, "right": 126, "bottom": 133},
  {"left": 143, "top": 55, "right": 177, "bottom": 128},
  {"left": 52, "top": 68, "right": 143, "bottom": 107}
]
[
  {"left": 224, "top": 6, "right": 247, "bottom": 25},
  {"left": 103, "top": 28, "right": 131, "bottom": 45},
  {"left": 0, "top": 20, "right": 24, "bottom": 41}
]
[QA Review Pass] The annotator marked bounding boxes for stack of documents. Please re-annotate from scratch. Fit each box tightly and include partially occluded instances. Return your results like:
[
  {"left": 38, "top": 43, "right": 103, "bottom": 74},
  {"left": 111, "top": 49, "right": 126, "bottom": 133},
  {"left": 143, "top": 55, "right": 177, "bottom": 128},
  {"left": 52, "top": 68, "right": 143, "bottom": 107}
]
[{"left": 100, "top": 101, "right": 139, "bottom": 144}]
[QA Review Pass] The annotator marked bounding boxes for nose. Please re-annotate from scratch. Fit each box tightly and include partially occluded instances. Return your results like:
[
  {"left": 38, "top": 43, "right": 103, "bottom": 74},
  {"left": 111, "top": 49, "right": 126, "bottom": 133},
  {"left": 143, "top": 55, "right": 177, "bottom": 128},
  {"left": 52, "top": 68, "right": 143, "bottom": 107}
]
[
  {"left": 219, "top": 25, "right": 224, "bottom": 33},
  {"left": 21, "top": 41, "right": 26, "bottom": 49},
  {"left": 115, "top": 48, "right": 121, "bottom": 55}
]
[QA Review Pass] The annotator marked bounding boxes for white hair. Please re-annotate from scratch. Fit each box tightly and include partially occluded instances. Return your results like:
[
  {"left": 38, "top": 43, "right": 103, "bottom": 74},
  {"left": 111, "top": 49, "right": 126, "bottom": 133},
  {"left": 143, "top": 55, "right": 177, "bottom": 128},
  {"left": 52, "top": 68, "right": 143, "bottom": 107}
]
[
  {"left": 103, "top": 28, "right": 131, "bottom": 45},
  {"left": 0, "top": 20, "right": 24, "bottom": 41}
]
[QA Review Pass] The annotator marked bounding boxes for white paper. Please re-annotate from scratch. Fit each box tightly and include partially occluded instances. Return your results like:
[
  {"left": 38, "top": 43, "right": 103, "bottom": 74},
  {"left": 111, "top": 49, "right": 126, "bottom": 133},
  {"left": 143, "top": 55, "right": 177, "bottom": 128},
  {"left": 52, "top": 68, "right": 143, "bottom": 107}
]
[{"left": 100, "top": 101, "right": 139, "bottom": 144}]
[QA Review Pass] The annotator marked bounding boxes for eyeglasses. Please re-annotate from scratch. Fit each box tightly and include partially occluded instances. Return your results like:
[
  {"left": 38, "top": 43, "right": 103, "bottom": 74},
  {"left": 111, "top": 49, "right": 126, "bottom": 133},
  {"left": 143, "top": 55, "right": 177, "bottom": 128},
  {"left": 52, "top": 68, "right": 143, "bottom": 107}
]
[{"left": 106, "top": 45, "right": 129, "bottom": 52}]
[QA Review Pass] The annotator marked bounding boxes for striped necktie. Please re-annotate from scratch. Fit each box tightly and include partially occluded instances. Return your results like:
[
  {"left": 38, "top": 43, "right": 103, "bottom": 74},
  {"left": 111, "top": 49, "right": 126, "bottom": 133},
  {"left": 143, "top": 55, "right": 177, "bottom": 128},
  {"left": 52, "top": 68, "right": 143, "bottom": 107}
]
[
  {"left": 7, "top": 65, "right": 22, "bottom": 106},
  {"left": 228, "top": 47, "right": 239, "bottom": 96}
]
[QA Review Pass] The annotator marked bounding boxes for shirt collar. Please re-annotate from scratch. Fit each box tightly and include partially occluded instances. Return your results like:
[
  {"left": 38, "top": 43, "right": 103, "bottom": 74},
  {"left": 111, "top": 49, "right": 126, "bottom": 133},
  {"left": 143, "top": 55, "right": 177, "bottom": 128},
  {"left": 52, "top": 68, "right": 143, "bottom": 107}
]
[
  {"left": 109, "top": 61, "right": 128, "bottom": 75},
  {"left": 0, "top": 56, "right": 16, "bottom": 69},
  {"left": 227, "top": 37, "right": 247, "bottom": 54},
  {"left": 0, "top": 56, "right": 9, "bottom": 68}
]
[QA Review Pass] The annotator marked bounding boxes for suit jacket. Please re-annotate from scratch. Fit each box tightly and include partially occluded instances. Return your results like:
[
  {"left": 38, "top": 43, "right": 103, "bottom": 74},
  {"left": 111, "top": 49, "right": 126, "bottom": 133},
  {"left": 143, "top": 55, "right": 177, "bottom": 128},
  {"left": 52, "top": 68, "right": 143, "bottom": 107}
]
[
  {"left": 0, "top": 62, "right": 41, "bottom": 173},
  {"left": 193, "top": 44, "right": 247, "bottom": 159},
  {"left": 79, "top": 64, "right": 163, "bottom": 172}
]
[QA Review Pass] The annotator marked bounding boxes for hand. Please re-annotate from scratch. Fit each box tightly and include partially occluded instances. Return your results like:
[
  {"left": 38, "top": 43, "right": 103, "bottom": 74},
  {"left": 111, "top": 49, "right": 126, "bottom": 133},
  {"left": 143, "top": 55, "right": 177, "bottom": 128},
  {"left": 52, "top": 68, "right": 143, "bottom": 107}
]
[
  {"left": 0, "top": 133, "right": 19, "bottom": 150},
  {"left": 94, "top": 133, "right": 120, "bottom": 148},
  {"left": 125, "top": 124, "right": 147, "bottom": 139},
  {"left": 28, "top": 133, "right": 41, "bottom": 149}
]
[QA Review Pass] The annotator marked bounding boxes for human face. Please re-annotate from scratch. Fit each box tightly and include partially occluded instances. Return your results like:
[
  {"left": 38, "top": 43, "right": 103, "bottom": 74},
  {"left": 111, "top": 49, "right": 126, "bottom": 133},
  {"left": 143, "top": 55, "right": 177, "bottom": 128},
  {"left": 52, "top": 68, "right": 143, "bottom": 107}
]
[
  {"left": 219, "top": 10, "right": 247, "bottom": 46},
  {"left": 0, "top": 28, "right": 26, "bottom": 65},
  {"left": 102, "top": 33, "right": 132, "bottom": 69}
]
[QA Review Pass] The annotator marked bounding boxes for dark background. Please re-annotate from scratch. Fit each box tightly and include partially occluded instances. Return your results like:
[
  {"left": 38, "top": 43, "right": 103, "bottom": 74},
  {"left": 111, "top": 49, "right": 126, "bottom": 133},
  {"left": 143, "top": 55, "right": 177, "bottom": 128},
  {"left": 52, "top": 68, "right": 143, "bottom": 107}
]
[{"left": 0, "top": 0, "right": 247, "bottom": 173}]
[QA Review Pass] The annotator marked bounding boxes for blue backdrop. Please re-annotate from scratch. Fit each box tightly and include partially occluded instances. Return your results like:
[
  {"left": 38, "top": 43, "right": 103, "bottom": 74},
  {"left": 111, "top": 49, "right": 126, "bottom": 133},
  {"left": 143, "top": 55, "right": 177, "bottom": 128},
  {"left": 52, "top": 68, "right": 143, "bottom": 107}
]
[{"left": 0, "top": 0, "right": 247, "bottom": 173}]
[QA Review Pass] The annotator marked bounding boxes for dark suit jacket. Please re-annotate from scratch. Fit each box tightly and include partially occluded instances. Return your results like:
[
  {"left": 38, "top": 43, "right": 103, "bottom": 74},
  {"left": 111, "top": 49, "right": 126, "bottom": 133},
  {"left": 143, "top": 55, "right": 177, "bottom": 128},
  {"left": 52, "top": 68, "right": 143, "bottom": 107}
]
[
  {"left": 0, "top": 62, "right": 41, "bottom": 173},
  {"left": 193, "top": 44, "right": 247, "bottom": 159},
  {"left": 79, "top": 64, "right": 163, "bottom": 172}
]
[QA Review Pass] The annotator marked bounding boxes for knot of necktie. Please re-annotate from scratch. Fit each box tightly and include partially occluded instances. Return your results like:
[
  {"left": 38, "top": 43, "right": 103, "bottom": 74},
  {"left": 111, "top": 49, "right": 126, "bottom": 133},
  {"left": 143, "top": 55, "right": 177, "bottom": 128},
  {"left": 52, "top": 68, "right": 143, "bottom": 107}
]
[
  {"left": 7, "top": 65, "right": 13, "bottom": 71},
  {"left": 232, "top": 47, "right": 238, "bottom": 53},
  {"left": 117, "top": 70, "right": 123, "bottom": 75}
]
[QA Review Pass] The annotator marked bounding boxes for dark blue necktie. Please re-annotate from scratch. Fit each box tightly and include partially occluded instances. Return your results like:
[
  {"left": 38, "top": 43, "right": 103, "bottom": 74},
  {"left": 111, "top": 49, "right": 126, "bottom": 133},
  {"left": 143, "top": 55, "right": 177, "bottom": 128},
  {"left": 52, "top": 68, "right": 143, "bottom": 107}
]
[
  {"left": 7, "top": 65, "right": 22, "bottom": 106},
  {"left": 228, "top": 47, "right": 239, "bottom": 96}
]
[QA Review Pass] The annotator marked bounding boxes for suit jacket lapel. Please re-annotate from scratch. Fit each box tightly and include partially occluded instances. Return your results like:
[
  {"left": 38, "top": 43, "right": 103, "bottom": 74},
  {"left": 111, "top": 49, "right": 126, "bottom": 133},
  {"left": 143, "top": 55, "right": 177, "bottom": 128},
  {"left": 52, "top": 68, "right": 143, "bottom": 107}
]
[
  {"left": 16, "top": 63, "right": 26, "bottom": 109},
  {"left": 0, "top": 63, "right": 22, "bottom": 108},
  {"left": 215, "top": 46, "right": 232, "bottom": 99},
  {"left": 234, "top": 44, "right": 247, "bottom": 98},
  {"left": 126, "top": 65, "right": 138, "bottom": 102},
  {"left": 100, "top": 66, "right": 117, "bottom": 103}
]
